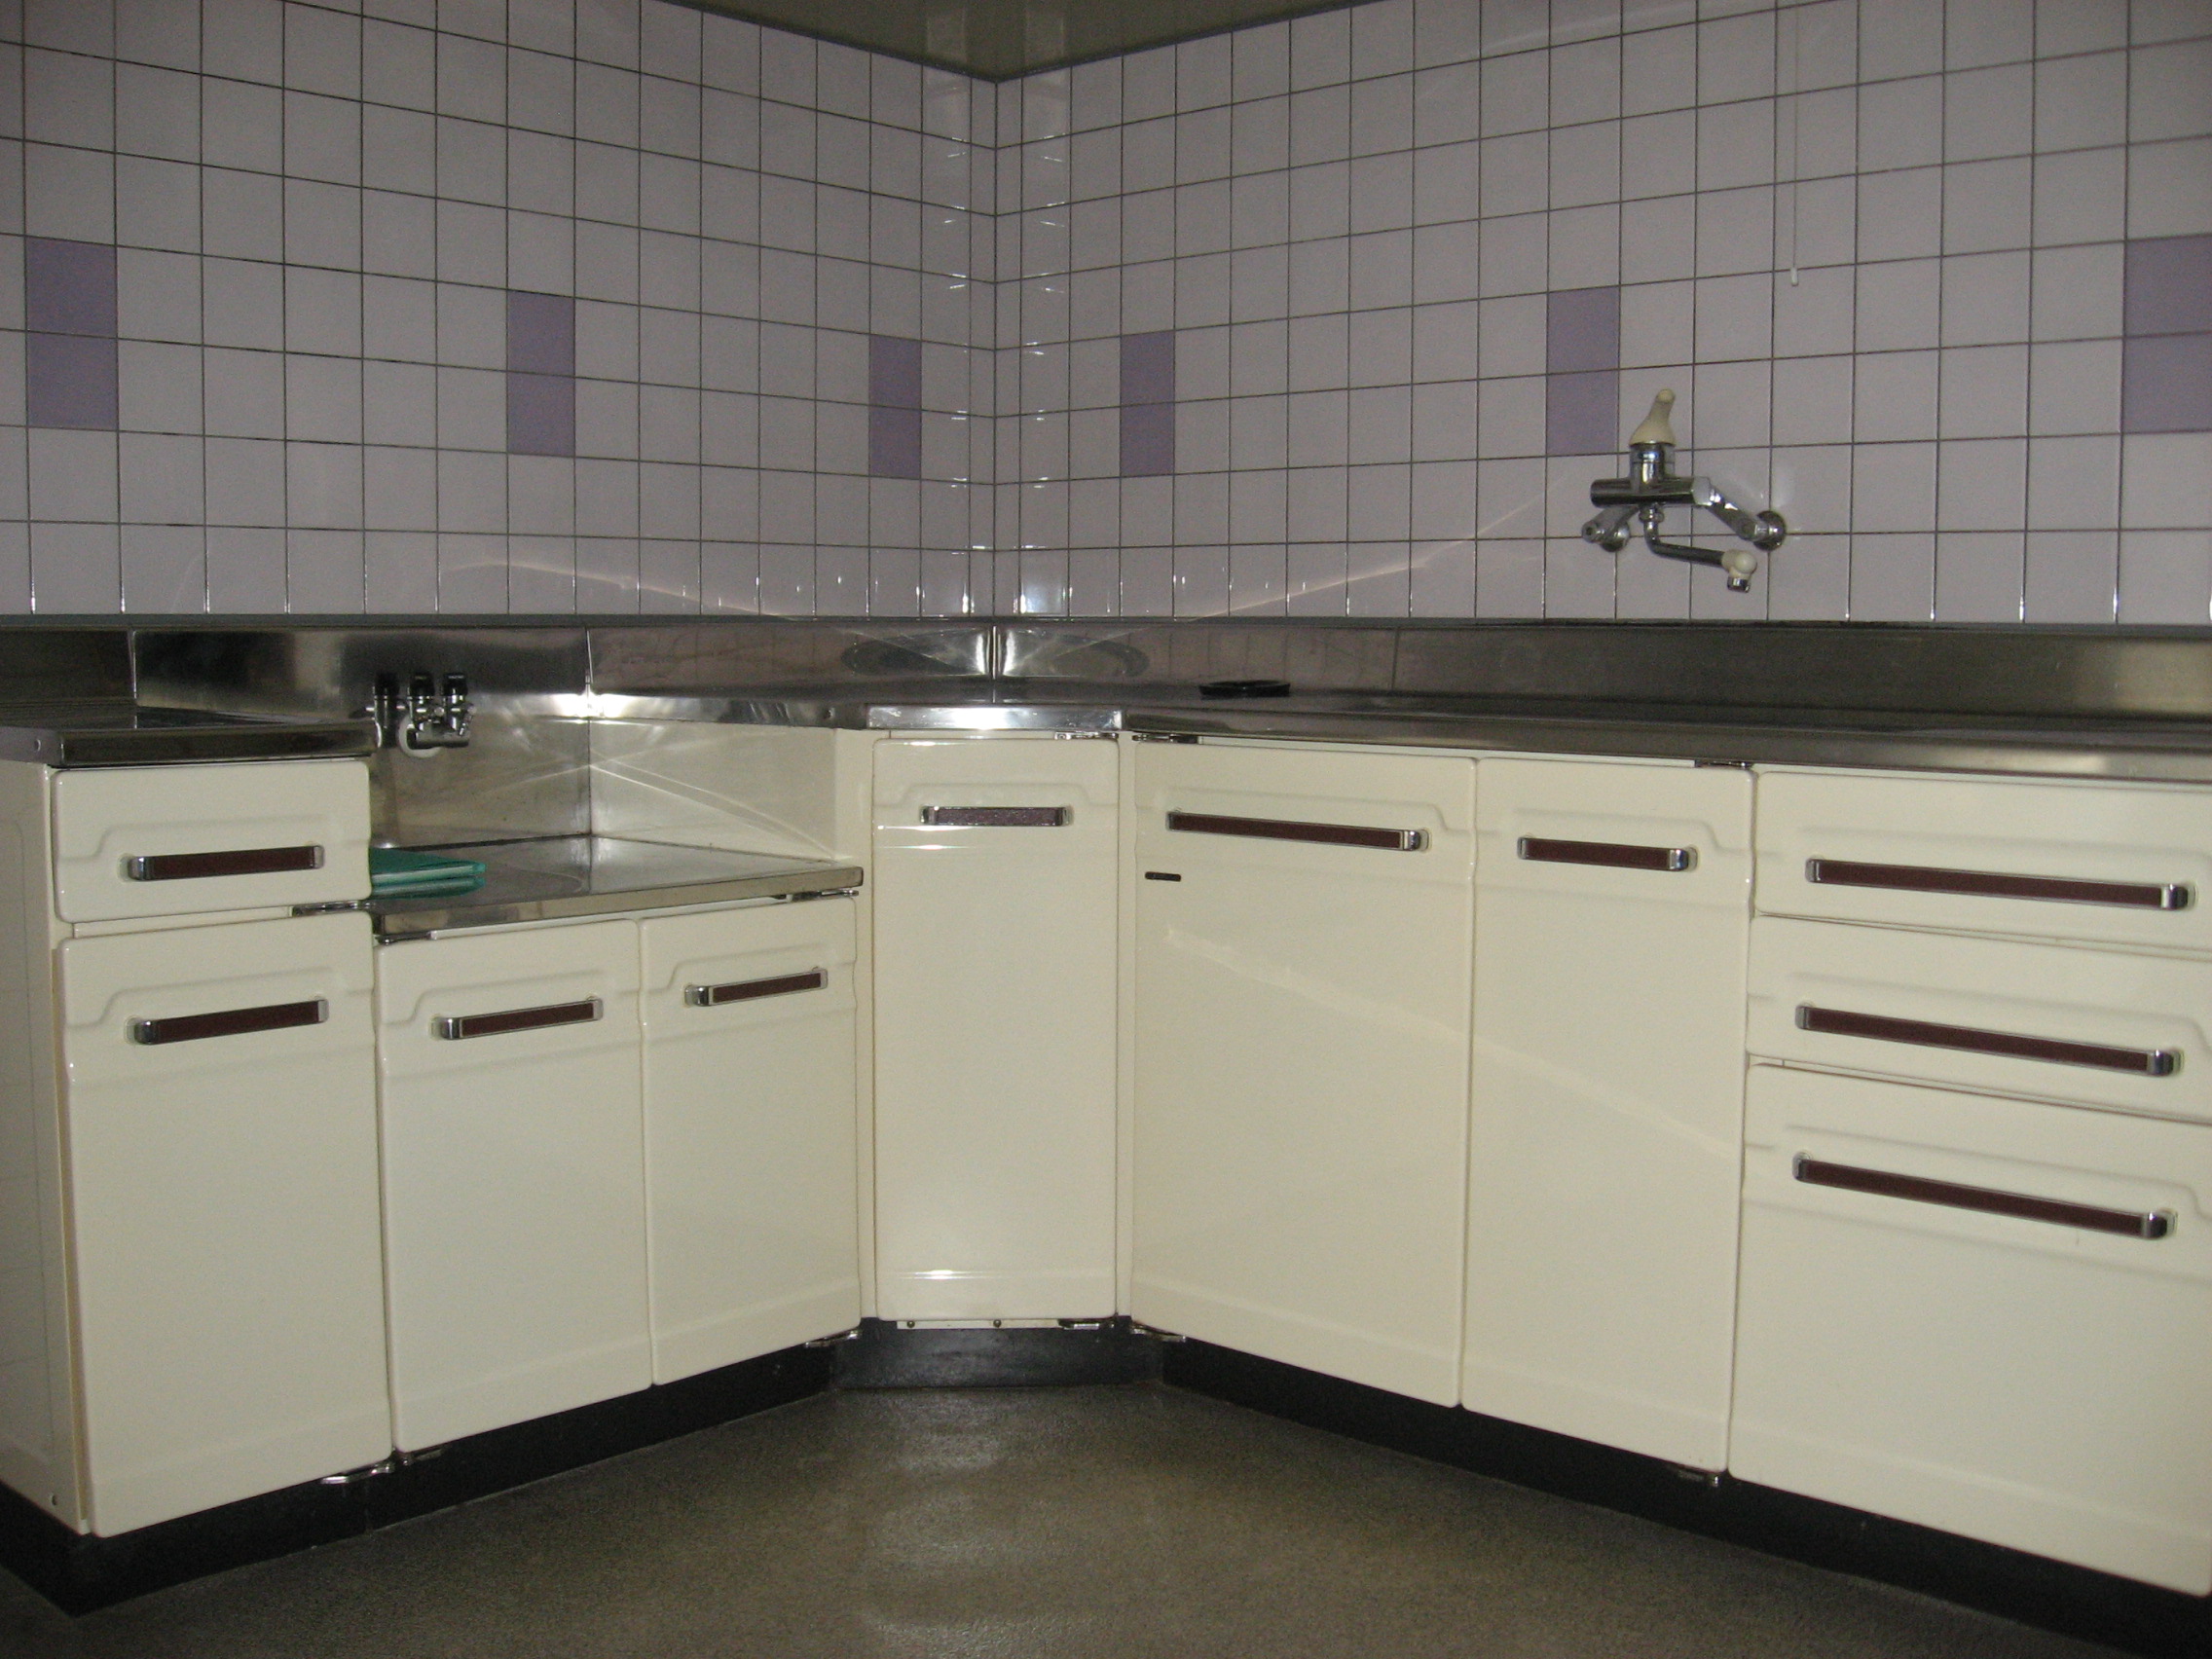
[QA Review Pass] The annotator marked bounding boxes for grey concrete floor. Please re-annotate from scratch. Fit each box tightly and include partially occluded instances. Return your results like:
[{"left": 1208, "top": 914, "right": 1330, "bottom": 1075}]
[{"left": 0, "top": 1384, "right": 2126, "bottom": 1659}]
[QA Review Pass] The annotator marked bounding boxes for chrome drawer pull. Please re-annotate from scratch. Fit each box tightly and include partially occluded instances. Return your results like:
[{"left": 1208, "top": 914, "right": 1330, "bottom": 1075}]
[
  {"left": 125, "top": 844, "right": 325, "bottom": 882},
  {"left": 1166, "top": 810, "right": 1425, "bottom": 852},
  {"left": 130, "top": 997, "right": 327, "bottom": 1046},
  {"left": 1806, "top": 858, "right": 2191, "bottom": 911},
  {"left": 434, "top": 997, "right": 603, "bottom": 1040},
  {"left": 1794, "top": 1155, "right": 2174, "bottom": 1240},
  {"left": 1795, "top": 1004, "right": 2179, "bottom": 1076},
  {"left": 920, "top": 806, "right": 1071, "bottom": 828},
  {"left": 685, "top": 969, "right": 827, "bottom": 1008},
  {"left": 1519, "top": 836, "right": 1695, "bottom": 872}
]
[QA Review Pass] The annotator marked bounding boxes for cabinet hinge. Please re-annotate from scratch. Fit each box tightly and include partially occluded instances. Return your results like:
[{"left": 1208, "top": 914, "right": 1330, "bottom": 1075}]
[
  {"left": 804, "top": 1326, "right": 863, "bottom": 1346},
  {"left": 292, "top": 900, "right": 364, "bottom": 916},
  {"left": 791, "top": 887, "right": 861, "bottom": 902},
  {"left": 1131, "top": 732, "right": 1198, "bottom": 744},
  {"left": 1692, "top": 759, "right": 1752, "bottom": 769},
  {"left": 1129, "top": 1322, "right": 1187, "bottom": 1343}
]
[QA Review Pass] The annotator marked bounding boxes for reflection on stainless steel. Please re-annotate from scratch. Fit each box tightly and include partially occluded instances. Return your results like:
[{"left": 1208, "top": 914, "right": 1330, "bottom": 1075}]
[
  {"left": 587, "top": 622, "right": 991, "bottom": 693},
  {"left": 133, "top": 627, "right": 593, "bottom": 846},
  {"left": 0, "top": 630, "right": 132, "bottom": 704},
  {"left": 0, "top": 702, "right": 375, "bottom": 766},
  {"left": 366, "top": 833, "right": 864, "bottom": 939},
  {"left": 868, "top": 704, "right": 1121, "bottom": 731}
]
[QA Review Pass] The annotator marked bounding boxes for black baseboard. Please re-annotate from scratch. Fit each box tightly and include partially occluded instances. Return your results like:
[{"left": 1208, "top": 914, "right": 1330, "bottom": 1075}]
[
  {"left": 834, "top": 1316, "right": 1163, "bottom": 1388},
  {"left": 1161, "top": 1337, "right": 2212, "bottom": 1659},
  {"left": 0, "top": 1343, "right": 835, "bottom": 1614}
]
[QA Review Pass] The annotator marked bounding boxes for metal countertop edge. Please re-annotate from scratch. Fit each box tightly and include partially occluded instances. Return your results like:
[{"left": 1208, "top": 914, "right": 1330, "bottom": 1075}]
[
  {"left": 1111, "top": 709, "right": 2212, "bottom": 782},
  {"left": 369, "top": 864, "right": 866, "bottom": 940}
]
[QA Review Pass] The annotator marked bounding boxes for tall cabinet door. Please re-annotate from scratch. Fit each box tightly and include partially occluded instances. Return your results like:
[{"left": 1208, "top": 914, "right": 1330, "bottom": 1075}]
[
  {"left": 58, "top": 911, "right": 388, "bottom": 1534},
  {"left": 1132, "top": 742, "right": 1476, "bottom": 1406},
  {"left": 376, "top": 920, "right": 647, "bottom": 1450},
  {"left": 872, "top": 735, "right": 1119, "bottom": 1321},
  {"left": 641, "top": 899, "right": 861, "bottom": 1382},
  {"left": 1462, "top": 757, "right": 1752, "bottom": 1469}
]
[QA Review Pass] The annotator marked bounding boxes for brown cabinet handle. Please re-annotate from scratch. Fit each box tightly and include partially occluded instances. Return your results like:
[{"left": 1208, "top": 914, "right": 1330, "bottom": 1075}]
[
  {"left": 1795, "top": 1004, "right": 2179, "bottom": 1077},
  {"left": 1519, "top": 836, "right": 1695, "bottom": 872},
  {"left": 131, "top": 997, "right": 328, "bottom": 1046},
  {"left": 686, "top": 969, "right": 827, "bottom": 1008},
  {"left": 1806, "top": 858, "right": 2191, "bottom": 911},
  {"left": 434, "top": 998, "right": 602, "bottom": 1040},
  {"left": 1794, "top": 1155, "right": 2174, "bottom": 1239},
  {"left": 1166, "top": 810, "right": 1425, "bottom": 852},
  {"left": 125, "top": 844, "right": 325, "bottom": 882},
  {"left": 920, "top": 806, "right": 1071, "bottom": 828}
]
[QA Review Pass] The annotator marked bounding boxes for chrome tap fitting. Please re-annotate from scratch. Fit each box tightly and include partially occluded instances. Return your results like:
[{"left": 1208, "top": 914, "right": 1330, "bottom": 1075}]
[
  {"left": 1582, "top": 390, "right": 1786, "bottom": 593},
  {"left": 373, "top": 670, "right": 473, "bottom": 750}
]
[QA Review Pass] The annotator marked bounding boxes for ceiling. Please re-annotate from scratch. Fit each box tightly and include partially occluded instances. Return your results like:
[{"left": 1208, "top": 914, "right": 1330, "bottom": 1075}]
[{"left": 685, "top": 0, "right": 1355, "bottom": 80}]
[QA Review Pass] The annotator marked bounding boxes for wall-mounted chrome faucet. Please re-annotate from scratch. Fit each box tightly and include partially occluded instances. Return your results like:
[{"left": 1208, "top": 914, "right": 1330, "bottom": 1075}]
[
  {"left": 373, "top": 671, "right": 473, "bottom": 750},
  {"left": 1582, "top": 390, "right": 1787, "bottom": 593}
]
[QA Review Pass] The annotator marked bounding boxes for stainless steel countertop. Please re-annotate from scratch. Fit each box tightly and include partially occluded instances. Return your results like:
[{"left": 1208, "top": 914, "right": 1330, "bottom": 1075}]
[
  {"left": 0, "top": 701, "right": 378, "bottom": 766},
  {"left": 366, "top": 834, "right": 863, "bottom": 939},
  {"left": 588, "top": 688, "right": 2212, "bottom": 784}
]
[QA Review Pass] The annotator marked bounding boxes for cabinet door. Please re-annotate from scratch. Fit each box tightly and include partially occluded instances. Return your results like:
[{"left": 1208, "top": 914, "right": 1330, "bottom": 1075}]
[
  {"left": 52, "top": 759, "right": 369, "bottom": 922},
  {"left": 1464, "top": 757, "right": 1751, "bottom": 1469},
  {"left": 376, "top": 920, "right": 647, "bottom": 1450},
  {"left": 1734, "top": 1064, "right": 2212, "bottom": 1594},
  {"left": 59, "top": 911, "right": 388, "bottom": 1533},
  {"left": 872, "top": 736, "right": 1119, "bottom": 1320},
  {"left": 642, "top": 900, "right": 860, "bottom": 1382},
  {"left": 1132, "top": 742, "right": 1475, "bottom": 1406}
]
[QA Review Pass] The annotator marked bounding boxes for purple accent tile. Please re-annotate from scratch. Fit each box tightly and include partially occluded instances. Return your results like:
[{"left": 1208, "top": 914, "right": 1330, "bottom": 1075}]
[
  {"left": 27, "top": 333, "right": 120, "bottom": 430},
  {"left": 2124, "top": 237, "right": 2212, "bottom": 339},
  {"left": 1121, "top": 331, "right": 1177, "bottom": 406},
  {"left": 869, "top": 406, "right": 924, "bottom": 479},
  {"left": 1545, "top": 369, "right": 1619, "bottom": 457},
  {"left": 1121, "top": 401, "right": 1176, "bottom": 477},
  {"left": 506, "top": 291, "right": 575, "bottom": 376},
  {"left": 507, "top": 372, "right": 576, "bottom": 457},
  {"left": 2121, "top": 334, "right": 2212, "bottom": 434},
  {"left": 1546, "top": 286, "right": 1620, "bottom": 376},
  {"left": 869, "top": 335, "right": 923, "bottom": 409},
  {"left": 25, "top": 239, "right": 118, "bottom": 338}
]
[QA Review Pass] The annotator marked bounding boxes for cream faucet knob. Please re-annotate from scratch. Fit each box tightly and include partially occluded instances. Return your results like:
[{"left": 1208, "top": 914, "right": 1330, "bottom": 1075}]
[{"left": 1628, "top": 387, "right": 1677, "bottom": 448}]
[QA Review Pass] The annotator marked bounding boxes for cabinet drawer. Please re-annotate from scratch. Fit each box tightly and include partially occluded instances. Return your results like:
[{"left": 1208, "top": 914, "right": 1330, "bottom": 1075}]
[
  {"left": 1755, "top": 769, "right": 2212, "bottom": 951},
  {"left": 1734, "top": 1064, "right": 2212, "bottom": 1592},
  {"left": 1749, "top": 915, "right": 2212, "bottom": 1120},
  {"left": 53, "top": 760, "right": 370, "bottom": 922}
]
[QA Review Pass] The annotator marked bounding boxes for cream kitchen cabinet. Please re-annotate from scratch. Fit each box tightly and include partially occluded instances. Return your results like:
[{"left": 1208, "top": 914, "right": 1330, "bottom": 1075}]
[
  {"left": 642, "top": 898, "right": 862, "bottom": 1382},
  {"left": 870, "top": 735, "right": 1120, "bottom": 1323},
  {"left": 1130, "top": 740, "right": 1476, "bottom": 1406},
  {"left": 0, "top": 757, "right": 387, "bottom": 1538},
  {"left": 57, "top": 911, "right": 389, "bottom": 1534},
  {"left": 1462, "top": 757, "right": 1751, "bottom": 1470},
  {"left": 376, "top": 919, "right": 650, "bottom": 1451},
  {"left": 1733, "top": 1063, "right": 2212, "bottom": 1595}
]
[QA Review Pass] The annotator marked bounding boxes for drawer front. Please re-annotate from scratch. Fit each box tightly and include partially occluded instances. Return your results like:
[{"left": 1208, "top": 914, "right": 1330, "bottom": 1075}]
[
  {"left": 53, "top": 759, "right": 370, "bottom": 922},
  {"left": 1734, "top": 1064, "right": 2212, "bottom": 1593},
  {"left": 1749, "top": 915, "right": 2212, "bottom": 1120},
  {"left": 1754, "top": 769, "right": 2212, "bottom": 951}
]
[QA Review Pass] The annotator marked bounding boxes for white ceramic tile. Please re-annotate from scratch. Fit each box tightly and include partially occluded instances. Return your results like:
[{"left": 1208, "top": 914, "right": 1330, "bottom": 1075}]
[
  {"left": 1936, "top": 343, "right": 2028, "bottom": 436},
  {"left": 1855, "top": 259, "right": 1940, "bottom": 351},
  {"left": 2028, "top": 337, "right": 2123, "bottom": 434},
  {"left": 1855, "top": 169, "right": 1943, "bottom": 263},
  {"left": 1851, "top": 440, "right": 1937, "bottom": 530},
  {"left": 121, "top": 523, "right": 205, "bottom": 611},
  {"left": 1942, "top": 157, "right": 2034, "bottom": 252},
  {"left": 2129, "top": 137, "right": 2212, "bottom": 238},
  {"left": 2121, "top": 432, "right": 2212, "bottom": 529},
  {"left": 2022, "top": 529, "right": 2119, "bottom": 619},
  {"left": 2032, "top": 146, "right": 2127, "bottom": 245},
  {"left": 1936, "top": 436, "right": 2028, "bottom": 528},
  {"left": 2025, "top": 434, "right": 2121, "bottom": 529},
  {"left": 2119, "top": 530, "right": 2212, "bottom": 622}
]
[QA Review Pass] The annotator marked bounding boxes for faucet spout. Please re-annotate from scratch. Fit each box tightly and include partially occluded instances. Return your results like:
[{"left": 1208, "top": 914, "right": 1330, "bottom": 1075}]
[{"left": 1581, "top": 387, "right": 1786, "bottom": 591}]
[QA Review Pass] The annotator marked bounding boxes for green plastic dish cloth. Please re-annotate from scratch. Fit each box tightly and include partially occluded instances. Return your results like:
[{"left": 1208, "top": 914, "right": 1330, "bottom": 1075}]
[{"left": 369, "top": 847, "right": 489, "bottom": 897}]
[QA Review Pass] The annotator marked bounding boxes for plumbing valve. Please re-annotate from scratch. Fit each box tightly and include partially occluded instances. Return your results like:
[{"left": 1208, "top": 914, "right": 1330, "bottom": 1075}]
[
  {"left": 1582, "top": 389, "right": 1786, "bottom": 593},
  {"left": 373, "top": 671, "right": 473, "bottom": 750}
]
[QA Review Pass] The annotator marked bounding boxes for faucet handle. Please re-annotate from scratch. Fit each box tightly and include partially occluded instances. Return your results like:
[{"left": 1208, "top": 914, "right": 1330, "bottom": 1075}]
[{"left": 1628, "top": 387, "right": 1677, "bottom": 448}]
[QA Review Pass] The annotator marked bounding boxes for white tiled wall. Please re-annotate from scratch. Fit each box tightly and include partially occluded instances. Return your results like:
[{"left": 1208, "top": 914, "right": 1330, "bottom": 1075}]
[
  {"left": 3, "top": 0, "right": 2209, "bottom": 620},
  {"left": 1003, "top": 0, "right": 2212, "bottom": 621}
]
